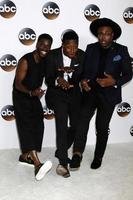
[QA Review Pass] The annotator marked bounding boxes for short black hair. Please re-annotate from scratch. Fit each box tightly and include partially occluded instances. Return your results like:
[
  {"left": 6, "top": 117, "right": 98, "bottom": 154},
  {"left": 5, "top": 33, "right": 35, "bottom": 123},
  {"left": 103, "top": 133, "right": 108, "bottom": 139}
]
[
  {"left": 37, "top": 33, "right": 53, "bottom": 44},
  {"left": 62, "top": 30, "right": 79, "bottom": 43}
]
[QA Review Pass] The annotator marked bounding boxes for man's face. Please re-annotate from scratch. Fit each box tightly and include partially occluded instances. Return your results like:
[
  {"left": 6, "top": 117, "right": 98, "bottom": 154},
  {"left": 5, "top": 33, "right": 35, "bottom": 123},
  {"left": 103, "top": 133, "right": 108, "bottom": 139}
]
[
  {"left": 97, "top": 26, "right": 114, "bottom": 48},
  {"left": 36, "top": 39, "right": 52, "bottom": 57},
  {"left": 62, "top": 40, "right": 78, "bottom": 59}
]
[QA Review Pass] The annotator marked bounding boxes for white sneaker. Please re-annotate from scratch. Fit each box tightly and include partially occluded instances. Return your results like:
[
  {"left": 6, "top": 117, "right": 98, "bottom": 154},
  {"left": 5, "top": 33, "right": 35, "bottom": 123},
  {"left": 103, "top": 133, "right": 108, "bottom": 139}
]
[{"left": 35, "top": 160, "right": 52, "bottom": 181}]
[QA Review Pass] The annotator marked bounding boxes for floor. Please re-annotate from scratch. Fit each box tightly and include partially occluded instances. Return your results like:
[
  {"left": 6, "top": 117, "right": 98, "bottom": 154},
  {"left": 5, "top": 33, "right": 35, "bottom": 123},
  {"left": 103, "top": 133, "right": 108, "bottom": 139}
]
[{"left": 0, "top": 143, "right": 133, "bottom": 200}]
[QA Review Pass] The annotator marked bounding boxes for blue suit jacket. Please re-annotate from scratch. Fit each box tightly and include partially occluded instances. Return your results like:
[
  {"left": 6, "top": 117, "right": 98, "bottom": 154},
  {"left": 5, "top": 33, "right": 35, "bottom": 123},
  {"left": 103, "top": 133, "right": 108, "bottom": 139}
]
[{"left": 83, "top": 42, "right": 132, "bottom": 105}]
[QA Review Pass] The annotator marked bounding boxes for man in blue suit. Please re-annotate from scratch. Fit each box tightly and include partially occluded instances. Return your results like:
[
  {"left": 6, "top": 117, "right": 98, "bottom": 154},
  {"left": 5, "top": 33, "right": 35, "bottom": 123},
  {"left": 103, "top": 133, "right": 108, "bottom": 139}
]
[{"left": 70, "top": 18, "right": 132, "bottom": 170}]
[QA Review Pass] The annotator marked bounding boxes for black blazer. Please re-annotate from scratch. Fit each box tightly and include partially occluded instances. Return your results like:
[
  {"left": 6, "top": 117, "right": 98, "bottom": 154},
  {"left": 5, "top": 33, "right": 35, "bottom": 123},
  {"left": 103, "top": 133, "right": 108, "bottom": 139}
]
[
  {"left": 83, "top": 42, "right": 132, "bottom": 105},
  {"left": 45, "top": 47, "right": 85, "bottom": 108}
]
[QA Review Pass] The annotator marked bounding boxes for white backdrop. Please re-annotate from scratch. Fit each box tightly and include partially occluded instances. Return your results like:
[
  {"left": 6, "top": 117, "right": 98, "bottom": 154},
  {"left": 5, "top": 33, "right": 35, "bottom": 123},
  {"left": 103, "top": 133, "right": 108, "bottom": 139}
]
[{"left": 0, "top": 0, "right": 133, "bottom": 149}]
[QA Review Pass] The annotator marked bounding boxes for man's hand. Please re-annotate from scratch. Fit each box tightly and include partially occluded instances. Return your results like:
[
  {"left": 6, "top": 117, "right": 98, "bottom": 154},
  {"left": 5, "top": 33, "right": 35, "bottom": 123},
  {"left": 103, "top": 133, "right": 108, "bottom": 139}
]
[
  {"left": 58, "top": 67, "right": 75, "bottom": 74},
  {"left": 96, "top": 73, "right": 116, "bottom": 87},
  {"left": 31, "top": 88, "right": 45, "bottom": 98},
  {"left": 57, "top": 77, "right": 74, "bottom": 90},
  {"left": 81, "top": 79, "right": 91, "bottom": 92}
]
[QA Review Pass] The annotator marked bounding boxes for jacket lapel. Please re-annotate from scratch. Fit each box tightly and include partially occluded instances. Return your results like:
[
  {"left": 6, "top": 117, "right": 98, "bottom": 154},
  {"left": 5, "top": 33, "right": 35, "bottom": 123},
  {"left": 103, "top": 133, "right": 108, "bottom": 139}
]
[{"left": 105, "top": 43, "right": 117, "bottom": 73}]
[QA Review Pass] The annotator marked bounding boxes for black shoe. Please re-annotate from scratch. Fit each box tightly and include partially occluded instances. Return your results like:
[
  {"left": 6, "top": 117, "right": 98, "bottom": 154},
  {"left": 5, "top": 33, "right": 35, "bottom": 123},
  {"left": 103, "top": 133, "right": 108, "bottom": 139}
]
[
  {"left": 91, "top": 158, "right": 102, "bottom": 169},
  {"left": 19, "top": 155, "right": 34, "bottom": 167},
  {"left": 56, "top": 164, "right": 70, "bottom": 178},
  {"left": 70, "top": 154, "right": 82, "bottom": 171}
]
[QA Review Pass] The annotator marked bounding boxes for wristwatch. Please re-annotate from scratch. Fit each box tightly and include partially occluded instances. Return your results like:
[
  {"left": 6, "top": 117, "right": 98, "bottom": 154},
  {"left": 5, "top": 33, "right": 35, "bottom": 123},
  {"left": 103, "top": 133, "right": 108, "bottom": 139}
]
[{"left": 114, "top": 85, "right": 117, "bottom": 88}]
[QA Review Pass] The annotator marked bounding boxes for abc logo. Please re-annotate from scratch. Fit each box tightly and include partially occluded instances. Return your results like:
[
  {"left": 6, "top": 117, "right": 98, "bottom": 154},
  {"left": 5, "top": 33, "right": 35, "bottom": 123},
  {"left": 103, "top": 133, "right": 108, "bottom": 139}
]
[
  {"left": 123, "top": 7, "right": 133, "bottom": 24},
  {"left": 43, "top": 106, "right": 55, "bottom": 120},
  {"left": 0, "top": 54, "right": 17, "bottom": 71},
  {"left": 130, "top": 126, "right": 133, "bottom": 136},
  {"left": 84, "top": 4, "right": 100, "bottom": 21},
  {"left": 42, "top": 2, "right": 60, "bottom": 20},
  {"left": 0, "top": 0, "right": 16, "bottom": 18},
  {"left": 18, "top": 28, "right": 36, "bottom": 45},
  {"left": 1, "top": 105, "right": 15, "bottom": 121},
  {"left": 117, "top": 102, "right": 131, "bottom": 117}
]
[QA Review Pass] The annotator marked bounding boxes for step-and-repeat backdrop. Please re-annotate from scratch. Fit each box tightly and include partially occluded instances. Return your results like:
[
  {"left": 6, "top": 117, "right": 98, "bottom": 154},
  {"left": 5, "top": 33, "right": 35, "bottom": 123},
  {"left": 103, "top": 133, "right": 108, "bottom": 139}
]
[{"left": 0, "top": 0, "right": 133, "bottom": 149}]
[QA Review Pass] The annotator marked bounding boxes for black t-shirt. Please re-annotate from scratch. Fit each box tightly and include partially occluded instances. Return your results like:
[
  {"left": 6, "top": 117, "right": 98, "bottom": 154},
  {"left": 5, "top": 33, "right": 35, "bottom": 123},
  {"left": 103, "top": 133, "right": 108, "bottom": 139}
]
[
  {"left": 97, "top": 46, "right": 110, "bottom": 78},
  {"left": 92, "top": 45, "right": 111, "bottom": 92}
]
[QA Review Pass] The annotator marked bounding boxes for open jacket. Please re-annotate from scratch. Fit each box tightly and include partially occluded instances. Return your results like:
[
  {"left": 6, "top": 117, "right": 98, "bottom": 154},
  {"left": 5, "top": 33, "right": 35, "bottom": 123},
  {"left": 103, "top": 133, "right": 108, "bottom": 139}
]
[
  {"left": 82, "top": 42, "right": 132, "bottom": 105},
  {"left": 45, "top": 47, "right": 85, "bottom": 108}
]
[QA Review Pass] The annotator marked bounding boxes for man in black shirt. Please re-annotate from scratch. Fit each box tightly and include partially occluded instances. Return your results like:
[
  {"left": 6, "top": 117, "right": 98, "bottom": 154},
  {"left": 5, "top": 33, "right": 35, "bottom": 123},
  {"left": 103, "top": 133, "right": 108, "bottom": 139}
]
[{"left": 13, "top": 34, "right": 53, "bottom": 180}]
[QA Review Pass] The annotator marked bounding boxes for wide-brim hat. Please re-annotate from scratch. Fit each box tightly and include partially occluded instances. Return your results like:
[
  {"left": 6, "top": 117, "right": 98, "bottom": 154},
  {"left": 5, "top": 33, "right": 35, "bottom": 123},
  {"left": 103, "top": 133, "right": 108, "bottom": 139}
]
[{"left": 90, "top": 18, "right": 122, "bottom": 40}]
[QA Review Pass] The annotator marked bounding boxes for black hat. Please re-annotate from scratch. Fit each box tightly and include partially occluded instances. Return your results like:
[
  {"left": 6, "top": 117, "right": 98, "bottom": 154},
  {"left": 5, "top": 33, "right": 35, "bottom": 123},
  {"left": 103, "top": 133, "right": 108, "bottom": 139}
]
[{"left": 90, "top": 18, "right": 122, "bottom": 40}]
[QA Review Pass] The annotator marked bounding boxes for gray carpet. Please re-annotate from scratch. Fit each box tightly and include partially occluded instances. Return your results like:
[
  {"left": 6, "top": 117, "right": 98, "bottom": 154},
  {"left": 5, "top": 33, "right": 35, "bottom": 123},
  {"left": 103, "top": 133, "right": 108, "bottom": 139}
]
[{"left": 0, "top": 143, "right": 133, "bottom": 200}]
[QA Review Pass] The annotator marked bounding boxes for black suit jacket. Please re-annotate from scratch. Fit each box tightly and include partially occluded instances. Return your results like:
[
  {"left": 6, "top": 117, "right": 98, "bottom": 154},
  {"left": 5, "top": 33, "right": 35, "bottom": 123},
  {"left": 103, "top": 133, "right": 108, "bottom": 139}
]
[
  {"left": 83, "top": 42, "right": 132, "bottom": 105},
  {"left": 45, "top": 47, "right": 85, "bottom": 108}
]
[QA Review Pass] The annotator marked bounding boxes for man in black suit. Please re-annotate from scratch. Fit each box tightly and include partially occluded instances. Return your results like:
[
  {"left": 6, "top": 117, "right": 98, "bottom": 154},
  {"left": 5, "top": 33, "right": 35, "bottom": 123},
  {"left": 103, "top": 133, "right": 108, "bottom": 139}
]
[
  {"left": 70, "top": 18, "right": 132, "bottom": 170},
  {"left": 45, "top": 30, "right": 85, "bottom": 177}
]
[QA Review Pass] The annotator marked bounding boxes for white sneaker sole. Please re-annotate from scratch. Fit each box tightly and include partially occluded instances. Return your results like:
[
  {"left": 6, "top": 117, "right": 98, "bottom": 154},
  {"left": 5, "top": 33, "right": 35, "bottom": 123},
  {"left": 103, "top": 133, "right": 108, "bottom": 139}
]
[
  {"left": 19, "top": 162, "right": 34, "bottom": 167},
  {"left": 35, "top": 160, "right": 52, "bottom": 181}
]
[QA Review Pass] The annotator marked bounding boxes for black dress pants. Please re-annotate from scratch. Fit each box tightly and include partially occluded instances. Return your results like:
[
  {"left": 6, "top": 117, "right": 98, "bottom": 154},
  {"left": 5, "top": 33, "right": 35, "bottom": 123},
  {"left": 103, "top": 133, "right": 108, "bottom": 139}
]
[
  {"left": 73, "top": 91, "right": 115, "bottom": 159},
  {"left": 13, "top": 89, "right": 44, "bottom": 154},
  {"left": 53, "top": 89, "right": 81, "bottom": 166}
]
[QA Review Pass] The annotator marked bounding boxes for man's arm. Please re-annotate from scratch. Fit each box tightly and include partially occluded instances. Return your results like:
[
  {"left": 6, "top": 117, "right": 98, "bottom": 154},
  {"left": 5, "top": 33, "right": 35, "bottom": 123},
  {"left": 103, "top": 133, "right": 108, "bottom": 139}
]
[
  {"left": 15, "top": 58, "right": 44, "bottom": 97},
  {"left": 15, "top": 58, "right": 30, "bottom": 94},
  {"left": 116, "top": 46, "right": 132, "bottom": 87}
]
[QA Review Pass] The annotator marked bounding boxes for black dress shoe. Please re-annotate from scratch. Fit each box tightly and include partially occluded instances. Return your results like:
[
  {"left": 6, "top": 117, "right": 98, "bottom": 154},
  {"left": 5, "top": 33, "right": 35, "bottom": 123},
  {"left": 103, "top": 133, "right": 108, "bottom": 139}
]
[
  {"left": 56, "top": 164, "right": 70, "bottom": 178},
  {"left": 70, "top": 154, "right": 82, "bottom": 171},
  {"left": 91, "top": 158, "right": 102, "bottom": 169}
]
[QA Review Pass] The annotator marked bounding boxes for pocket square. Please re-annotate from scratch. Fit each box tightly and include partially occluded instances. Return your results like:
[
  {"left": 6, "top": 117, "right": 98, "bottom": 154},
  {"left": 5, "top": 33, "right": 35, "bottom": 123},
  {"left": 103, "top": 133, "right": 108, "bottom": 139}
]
[
  {"left": 74, "top": 64, "right": 79, "bottom": 66},
  {"left": 113, "top": 55, "right": 122, "bottom": 61}
]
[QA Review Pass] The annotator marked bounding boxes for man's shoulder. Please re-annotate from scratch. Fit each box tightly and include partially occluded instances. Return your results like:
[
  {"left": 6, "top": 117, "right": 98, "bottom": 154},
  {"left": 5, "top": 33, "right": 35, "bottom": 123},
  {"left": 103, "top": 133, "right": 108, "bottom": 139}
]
[
  {"left": 84, "top": 42, "right": 99, "bottom": 53},
  {"left": 50, "top": 47, "right": 61, "bottom": 54},
  {"left": 46, "top": 47, "right": 61, "bottom": 58},
  {"left": 113, "top": 42, "right": 127, "bottom": 49},
  {"left": 110, "top": 43, "right": 129, "bottom": 55},
  {"left": 86, "top": 42, "right": 98, "bottom": 48},
  {"left": 18, "top": 52, "right": 33, "bottom": 63},
  {"left": 86, "top": 42, "right": 127, "bottom": 51},
  {"left": 77, "top": 48, "right": 85, "bottom": 56},
  {"left": 21, "top": 51, "right": 33, "bottom": 60}
]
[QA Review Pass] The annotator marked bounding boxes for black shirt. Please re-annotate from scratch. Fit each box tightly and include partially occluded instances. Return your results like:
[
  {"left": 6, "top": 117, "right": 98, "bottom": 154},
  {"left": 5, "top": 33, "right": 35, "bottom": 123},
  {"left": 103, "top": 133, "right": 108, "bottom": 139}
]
[{"left": 97, "top": 46, "right": 110, "bottom": 78}]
